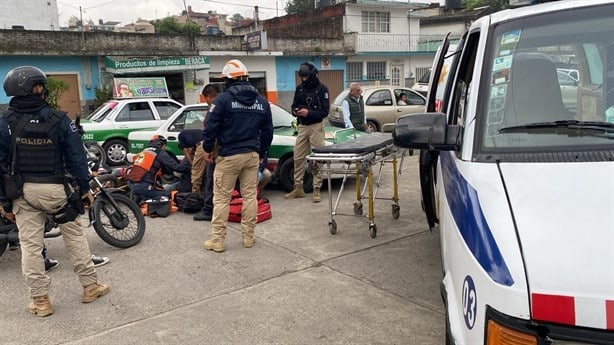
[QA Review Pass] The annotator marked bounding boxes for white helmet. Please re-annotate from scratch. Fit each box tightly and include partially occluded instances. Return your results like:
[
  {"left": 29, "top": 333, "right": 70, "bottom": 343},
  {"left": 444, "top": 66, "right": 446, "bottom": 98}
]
[{"left": 221, "top": 59, "right": 249, "bottom": 79}]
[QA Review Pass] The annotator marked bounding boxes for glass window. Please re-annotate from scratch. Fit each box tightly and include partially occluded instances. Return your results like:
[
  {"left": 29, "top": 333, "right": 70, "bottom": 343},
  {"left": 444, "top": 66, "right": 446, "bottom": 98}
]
[
  {"left": 366, "top": 89, "right": 393, "bottom": 106},
  {"left": 367, "top": 61, "right": 386, "bottom": 80},
  {"left": 154, "top": 101, "right": 182, "bottom": 120},
  {"left": 406, "top": 91, "right": 426, "bottom": 105},
  {"left": 478, "top": 3, "right": 614, "bottom": 153},
  {"left": 347, "top": 62, "right": 362, "bottom": 81},
  {"left": 361, "top": 11, "right": 390, "bottom": 33},
  {"left": 115, "top": 102, "right": 154, "bottom": 122}
]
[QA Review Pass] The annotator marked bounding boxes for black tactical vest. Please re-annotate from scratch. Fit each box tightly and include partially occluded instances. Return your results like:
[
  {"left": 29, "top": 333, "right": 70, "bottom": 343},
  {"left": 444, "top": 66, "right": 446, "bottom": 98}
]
[{"left": 5, "top": 108, "right": 65, "bottom": 179}]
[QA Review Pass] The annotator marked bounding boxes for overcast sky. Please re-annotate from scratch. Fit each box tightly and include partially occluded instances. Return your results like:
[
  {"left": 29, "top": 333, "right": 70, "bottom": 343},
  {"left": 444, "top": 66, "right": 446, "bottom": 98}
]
[
  {"left": 56, "top": 0, "right": 286, "bottom": 26},
  {"left": 56, "top": 0, "right": 440, "bottom": 26}
]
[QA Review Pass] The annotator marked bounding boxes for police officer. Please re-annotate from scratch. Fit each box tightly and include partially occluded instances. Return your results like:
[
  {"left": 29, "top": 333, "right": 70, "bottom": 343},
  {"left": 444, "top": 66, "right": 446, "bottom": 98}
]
[
  {"left": 284, "top": 61, "right": 330, "bottom": 203},
  {"left": 202, "top": 59, "right": 273, "bottom": 252},
  {"left": 0, "top": 66, "right": 108, "bottom": 317}
]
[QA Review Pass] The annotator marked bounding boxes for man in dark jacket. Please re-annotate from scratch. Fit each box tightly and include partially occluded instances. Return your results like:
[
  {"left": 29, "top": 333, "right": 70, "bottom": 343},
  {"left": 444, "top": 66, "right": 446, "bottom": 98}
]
[
  {"left": 285, "top": 61, "right": 330, "bottom": 203},
  {"left": 127, "top": 135, "right": 191, "bottom": 204},
  {"left": 202, "top": 59, "right": 273, "bottom": 253},
  {"left": 0, "top": 66, "right": 108, "bottom": 317}
]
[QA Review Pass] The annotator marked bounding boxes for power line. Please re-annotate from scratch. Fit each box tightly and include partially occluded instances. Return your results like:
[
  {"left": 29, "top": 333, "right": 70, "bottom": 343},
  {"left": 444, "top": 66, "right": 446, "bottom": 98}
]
[{"left": 201, "top": 0, "right": 278, "bottom": 11}]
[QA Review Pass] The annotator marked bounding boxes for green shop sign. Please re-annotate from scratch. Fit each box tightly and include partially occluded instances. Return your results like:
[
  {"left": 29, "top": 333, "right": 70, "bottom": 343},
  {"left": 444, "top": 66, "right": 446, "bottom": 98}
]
[{"left": 105, "top": 56, "right": 210, "bottom": 73}]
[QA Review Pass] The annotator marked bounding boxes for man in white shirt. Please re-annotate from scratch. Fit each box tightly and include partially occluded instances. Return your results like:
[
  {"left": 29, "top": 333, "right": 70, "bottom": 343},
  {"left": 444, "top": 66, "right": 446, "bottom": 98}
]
[{"left": 341, "top": 82, "right": 366, "bottom": 131}]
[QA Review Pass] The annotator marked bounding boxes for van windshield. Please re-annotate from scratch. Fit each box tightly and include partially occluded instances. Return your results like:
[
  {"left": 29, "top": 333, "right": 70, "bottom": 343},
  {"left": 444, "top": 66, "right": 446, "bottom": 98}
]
[
  {"left": 418, "top": 70, "right": 431, "bottom": 84},
  {"left": 479, "top": 4, "right": 614, "bottom": 152}
]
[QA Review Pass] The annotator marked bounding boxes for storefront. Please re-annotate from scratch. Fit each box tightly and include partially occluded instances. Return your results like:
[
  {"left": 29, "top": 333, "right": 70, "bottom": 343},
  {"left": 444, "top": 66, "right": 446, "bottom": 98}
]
[{"left": 103, "top": 56, "right": 210, "bottom": 105}]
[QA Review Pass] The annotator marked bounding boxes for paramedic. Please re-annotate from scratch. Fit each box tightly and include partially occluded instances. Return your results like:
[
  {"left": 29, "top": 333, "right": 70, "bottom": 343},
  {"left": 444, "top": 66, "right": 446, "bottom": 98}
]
[
  {"left": 202, "top": 59, "right": 273, "bottom": 252},
  {"left": 0, "top": 66, "right": 108, "bottom": 317},
  {"left": 126, "top": 135, "right": 191, "bottom": 204},
  {"left": 193, "top": 84, "right": 221, "bottom": 221},
  {"left": 284, "top": 61, "right": 330, "bottom": 203}
]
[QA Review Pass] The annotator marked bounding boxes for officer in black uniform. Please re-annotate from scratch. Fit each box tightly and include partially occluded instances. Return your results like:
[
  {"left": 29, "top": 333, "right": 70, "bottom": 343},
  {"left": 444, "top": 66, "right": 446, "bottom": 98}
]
[
  {"left": 284, "top": 61, "right": 330, "bottom": 203},
  {"left": 0, "top": 66, "right": 108, "bottom": 317}
]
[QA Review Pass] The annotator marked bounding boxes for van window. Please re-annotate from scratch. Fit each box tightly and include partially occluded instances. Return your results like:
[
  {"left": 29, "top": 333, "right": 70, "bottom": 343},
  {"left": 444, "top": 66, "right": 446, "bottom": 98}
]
[{"left": 478, "top": 4, "right": 614, "bottom": 153}]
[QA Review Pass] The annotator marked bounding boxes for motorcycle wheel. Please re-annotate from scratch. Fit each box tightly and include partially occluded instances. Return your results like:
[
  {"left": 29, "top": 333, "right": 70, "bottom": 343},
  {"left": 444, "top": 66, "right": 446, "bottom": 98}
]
[{"left": 92, "top": 193, "right": 145, "bottom": 248}]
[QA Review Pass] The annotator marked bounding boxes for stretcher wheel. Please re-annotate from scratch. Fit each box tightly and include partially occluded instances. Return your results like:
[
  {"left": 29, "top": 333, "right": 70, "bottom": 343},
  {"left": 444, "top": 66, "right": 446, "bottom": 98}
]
[
  {"left": 329, "top": 220, "right": 337, "bottom": 235},
  {"left": 369, "top": 223, "right": 377, "bottom": 238},
  {"left": 391, "top": 204, "right": 400, "bottom": 219},
  {"left": 353, "top": 202, "right": 363, "bottom": 216}
]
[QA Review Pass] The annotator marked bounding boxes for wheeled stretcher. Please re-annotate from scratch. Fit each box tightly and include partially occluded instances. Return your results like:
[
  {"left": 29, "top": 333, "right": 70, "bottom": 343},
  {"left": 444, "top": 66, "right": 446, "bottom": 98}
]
[{"left": 307, "top": 132, "right": 408, "bottom": 238}]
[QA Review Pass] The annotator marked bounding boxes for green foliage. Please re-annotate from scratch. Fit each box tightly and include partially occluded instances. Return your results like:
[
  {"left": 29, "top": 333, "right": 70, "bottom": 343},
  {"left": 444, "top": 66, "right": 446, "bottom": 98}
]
[
  {"left": 231, "top": 13, "right": 245, "bottom": 25},
  {"left": 463, "top": 0, "right": 509, "bottom": 11},
  {"left": 90, "top": 85, "right": 113, "bottom": 111},
  {"left": 46, "top": 77, "right": 69, "bottom": 110},
  {"left": 152, "top": 16, "right": 201, "bottom": 35},
  {"left": 285, "top": 0, "right": 314, "bottom": 15}
]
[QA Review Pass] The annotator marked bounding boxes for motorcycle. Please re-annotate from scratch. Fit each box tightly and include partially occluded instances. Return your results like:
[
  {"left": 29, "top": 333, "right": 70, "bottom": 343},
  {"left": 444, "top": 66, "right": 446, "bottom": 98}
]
[{"left": 0, "top": 147, "right": 146, "bottom": 257}]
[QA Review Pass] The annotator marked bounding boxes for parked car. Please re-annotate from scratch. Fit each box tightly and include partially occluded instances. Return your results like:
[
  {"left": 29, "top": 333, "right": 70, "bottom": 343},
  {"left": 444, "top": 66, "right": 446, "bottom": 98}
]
[
  {"left": 557, "top": 70, "right": 578, "bottom": 111},
  {"left": 328, "top": 86, "right": 426, "bottom": 133},
  {"left": 128, "top": 103, "right": 362, "bottom": 192},
  {"left": 81, "top": 98, "right": 183, "bottom": 165}
]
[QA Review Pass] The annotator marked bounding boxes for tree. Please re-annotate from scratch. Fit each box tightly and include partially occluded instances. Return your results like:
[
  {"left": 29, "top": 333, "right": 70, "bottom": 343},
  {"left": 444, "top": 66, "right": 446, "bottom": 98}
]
[
  {"left": 46, "top": 77, "right": 69, "bottom": 110},
  {"left": 285, "top": 0, "right": 314, "bottom": 15},
  {"left": 152, "top": 17, "right": 200, "bottom": 35},
  {"left": 231, "top": 13, "right": 245, "bottom": 25},
  {"left": 463, "top": 0, "right": 509, "bottom": 12}
]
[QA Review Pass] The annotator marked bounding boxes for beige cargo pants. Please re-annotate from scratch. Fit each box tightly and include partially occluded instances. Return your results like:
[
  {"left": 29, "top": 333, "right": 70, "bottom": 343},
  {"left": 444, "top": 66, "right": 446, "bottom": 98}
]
[{"left": 14, "top": 183, "right": 97, "bottom": 298}]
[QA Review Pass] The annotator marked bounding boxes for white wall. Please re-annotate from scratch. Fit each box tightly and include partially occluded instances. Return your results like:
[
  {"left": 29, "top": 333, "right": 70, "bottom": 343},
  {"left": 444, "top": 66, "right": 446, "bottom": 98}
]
[
  {"left": 344, "top": 4, "right": 411, "bottom": 35},
  {"left": 0, "top": 0, "right": 60, "bottom": 30}
]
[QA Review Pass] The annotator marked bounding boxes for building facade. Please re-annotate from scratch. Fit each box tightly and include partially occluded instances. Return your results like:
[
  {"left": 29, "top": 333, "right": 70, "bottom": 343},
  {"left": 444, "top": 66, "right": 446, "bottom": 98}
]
[{"left": 0, "top": 0, "right": 60, "bottom": 30}]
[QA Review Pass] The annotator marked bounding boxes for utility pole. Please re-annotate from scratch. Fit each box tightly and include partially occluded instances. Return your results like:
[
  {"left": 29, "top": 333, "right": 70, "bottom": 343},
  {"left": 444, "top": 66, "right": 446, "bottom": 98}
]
[{"left": 79, "top": 6, "right": 84, "bottom": 41}]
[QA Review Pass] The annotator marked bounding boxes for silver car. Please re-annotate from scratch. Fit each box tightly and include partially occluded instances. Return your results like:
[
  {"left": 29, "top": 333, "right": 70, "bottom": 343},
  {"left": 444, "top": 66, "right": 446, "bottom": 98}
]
[{"left": 328, "top": 85, "right": 426, "bottom": 132}]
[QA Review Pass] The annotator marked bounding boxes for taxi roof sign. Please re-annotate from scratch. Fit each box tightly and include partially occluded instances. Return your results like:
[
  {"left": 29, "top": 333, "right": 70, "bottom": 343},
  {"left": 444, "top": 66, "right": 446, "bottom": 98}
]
[{"left": 112, "top": 77, "right": 169, "bottom": 99}]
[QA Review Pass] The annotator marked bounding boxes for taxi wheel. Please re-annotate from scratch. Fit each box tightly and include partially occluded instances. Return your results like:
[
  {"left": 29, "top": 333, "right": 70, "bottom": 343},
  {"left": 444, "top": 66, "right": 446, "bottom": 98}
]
[
  {"left": 279, "top": 157, "right": 313, "bottom": 193},
  {"left": 103, "top": 139, "right": 128, "bottom": 166}
]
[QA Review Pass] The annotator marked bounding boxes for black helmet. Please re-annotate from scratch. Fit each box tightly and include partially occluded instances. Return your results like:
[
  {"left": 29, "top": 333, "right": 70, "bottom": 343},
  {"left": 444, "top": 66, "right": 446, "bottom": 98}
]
[
  {"left": 3, "top": 66, "right": 48, "bottom": 97},
  {"left": 298, "top": 62, "right": 318, "bottom": 78},
  {"left": 148, "top": 135, "right": 168, "bottom": 149}
]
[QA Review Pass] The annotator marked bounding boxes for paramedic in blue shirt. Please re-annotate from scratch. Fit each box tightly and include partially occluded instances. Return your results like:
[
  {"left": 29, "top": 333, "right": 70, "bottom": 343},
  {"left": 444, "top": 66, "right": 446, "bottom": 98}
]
[
  {"left": 202, "top": 59, "right": 273, "bottom": 253},
  {"left": 341, "top": 82, "right": 367, "bottom": 131}
]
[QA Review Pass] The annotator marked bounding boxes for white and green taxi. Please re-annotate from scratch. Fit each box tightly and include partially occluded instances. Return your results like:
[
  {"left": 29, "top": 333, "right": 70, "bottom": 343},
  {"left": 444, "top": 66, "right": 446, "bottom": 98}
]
[
  {"left": 81, "top": 98, "right": 183, "bottom": 165},
  {"left": 128, "top": 103, "right": 361, "bottom": 192}
]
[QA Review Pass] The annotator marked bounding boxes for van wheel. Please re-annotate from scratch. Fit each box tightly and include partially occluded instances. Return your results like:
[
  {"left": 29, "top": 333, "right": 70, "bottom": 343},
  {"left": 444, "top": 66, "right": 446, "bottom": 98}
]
[
  {"left": 103, "top": 139, "right": 128, "bottom": 166},
  {"left": 279, "top": 158, "right": 313, "bottom": 193},
  {"left": 365, "top": 120, "right": 378, "bottom": 133}
]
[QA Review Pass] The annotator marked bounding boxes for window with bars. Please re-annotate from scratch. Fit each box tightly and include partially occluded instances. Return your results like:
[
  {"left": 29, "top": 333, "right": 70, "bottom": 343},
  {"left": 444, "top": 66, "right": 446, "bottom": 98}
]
[
  {"left": 361, "top": 11, "right": 390, "bottom": 33},
  {"left": 366, "top": 61, "right": 386, "bottom": 80},
  {"left": 347, "top": 62, "right": 362, "bottom": 81}
]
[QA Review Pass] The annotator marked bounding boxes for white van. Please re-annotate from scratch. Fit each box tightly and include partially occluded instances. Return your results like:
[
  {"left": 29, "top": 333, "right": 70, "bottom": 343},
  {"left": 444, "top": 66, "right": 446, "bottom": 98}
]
[
  {"left": 394, "top": 1, "right": 614, "bottom": 344},
  {"left": 411, "top": 68, "right": 431, "bottom": 96}
]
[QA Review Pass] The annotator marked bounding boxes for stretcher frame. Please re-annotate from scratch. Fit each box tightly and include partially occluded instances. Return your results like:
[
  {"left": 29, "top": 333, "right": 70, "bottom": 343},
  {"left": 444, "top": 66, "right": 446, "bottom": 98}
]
[{"left": 307, "top": 131, "right": 408, "bottom": 238}]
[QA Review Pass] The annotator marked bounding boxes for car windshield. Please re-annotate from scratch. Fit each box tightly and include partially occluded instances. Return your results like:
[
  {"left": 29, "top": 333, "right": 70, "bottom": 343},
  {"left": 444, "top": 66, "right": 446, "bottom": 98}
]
[
  {"left": 418, "top": 70, "right": 431, "bottom": 83},
  {"left": 480, "top": 3, "right": 614, "bottom": 151},
  {"left": 271, "top": 104, "right": 294, "bottom": 128},
  {"left": 86, "top": 101, "right": 118, "bottom": 122}
]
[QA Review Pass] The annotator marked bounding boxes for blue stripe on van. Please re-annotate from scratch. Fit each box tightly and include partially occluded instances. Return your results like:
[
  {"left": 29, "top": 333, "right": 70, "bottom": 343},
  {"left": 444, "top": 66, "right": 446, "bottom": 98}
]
[{"left": 440, "top": 152, "right": 514, "bottom": 286}]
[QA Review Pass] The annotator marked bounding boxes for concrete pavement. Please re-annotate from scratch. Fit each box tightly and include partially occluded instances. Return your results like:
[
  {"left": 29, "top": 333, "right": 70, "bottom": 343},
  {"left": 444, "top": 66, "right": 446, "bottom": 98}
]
[{"left": 0, "top": 154, "right": 445, "bottom": 344}]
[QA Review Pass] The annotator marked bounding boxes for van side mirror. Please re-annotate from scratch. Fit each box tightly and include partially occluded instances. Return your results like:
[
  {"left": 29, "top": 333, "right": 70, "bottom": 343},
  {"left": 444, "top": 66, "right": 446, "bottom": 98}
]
[{"left": 392, "top": 113, "right": 462, "bottom": 151}]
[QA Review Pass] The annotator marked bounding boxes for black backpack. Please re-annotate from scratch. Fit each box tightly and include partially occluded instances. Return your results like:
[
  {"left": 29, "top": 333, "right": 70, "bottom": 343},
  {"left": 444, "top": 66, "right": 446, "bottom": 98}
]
[{"left": 173, "top": 192, "right": 204, "bottom": 213}]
